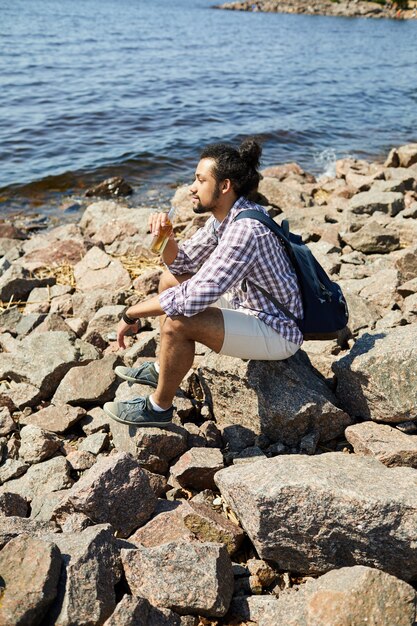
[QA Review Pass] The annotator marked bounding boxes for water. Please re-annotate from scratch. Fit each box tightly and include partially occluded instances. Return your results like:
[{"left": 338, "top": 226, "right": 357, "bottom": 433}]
[{"left": 1, "top": 0, "right": 417, "bottom": 221}]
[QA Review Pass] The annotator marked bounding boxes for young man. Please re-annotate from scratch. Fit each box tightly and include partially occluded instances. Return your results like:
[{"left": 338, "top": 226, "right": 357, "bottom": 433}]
[{"left": 103, "top": 139, "right": 303, "bottom": 427}]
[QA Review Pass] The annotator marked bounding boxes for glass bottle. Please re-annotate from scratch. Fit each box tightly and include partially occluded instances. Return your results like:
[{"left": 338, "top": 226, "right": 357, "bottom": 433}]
[{"left": 149, "top": 207, "right": 176, "bottom": 255}]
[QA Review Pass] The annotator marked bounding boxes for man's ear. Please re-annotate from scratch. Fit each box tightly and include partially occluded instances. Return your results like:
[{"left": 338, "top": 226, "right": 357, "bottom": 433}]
[{"left": 221, "top": 178, "right": 232, "bottom": 194}]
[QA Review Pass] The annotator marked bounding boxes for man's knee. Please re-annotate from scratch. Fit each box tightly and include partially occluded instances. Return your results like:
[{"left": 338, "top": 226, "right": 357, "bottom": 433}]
[
  {"left": 158, "top": 270, "right": 178, "bottom": 294},
  {"left": 158, "top": 270, "right": 193, "bottom": 293}
]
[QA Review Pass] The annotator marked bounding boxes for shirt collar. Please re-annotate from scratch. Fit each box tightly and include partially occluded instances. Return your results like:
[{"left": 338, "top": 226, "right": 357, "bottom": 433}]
[{"left": 215, "top": 196, "right": 250, "bottom": 239}]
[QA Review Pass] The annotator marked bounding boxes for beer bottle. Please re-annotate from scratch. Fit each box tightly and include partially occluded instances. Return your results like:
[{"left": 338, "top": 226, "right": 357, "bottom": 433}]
[{"left": 149, "top": 207, "right": 176, "bottom": 255}]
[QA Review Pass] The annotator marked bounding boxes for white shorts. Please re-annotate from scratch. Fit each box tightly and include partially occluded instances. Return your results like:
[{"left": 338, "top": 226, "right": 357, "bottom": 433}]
[{"left": 214, "top": 295, "right": 300, "bottom": 361}]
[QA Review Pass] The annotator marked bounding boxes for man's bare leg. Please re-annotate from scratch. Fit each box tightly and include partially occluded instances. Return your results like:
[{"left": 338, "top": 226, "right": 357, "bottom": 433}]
[
  {"left": 152, "top": 308, "right": 224, "bottom": 409},
  {"left": 157, "top": 270, "right": 193, "bottom": 335}
]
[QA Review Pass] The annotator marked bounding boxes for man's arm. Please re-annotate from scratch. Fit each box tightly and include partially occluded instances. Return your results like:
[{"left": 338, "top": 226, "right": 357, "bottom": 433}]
[{"left": 117, "top": 295, "right": 164, "bottom": 349}]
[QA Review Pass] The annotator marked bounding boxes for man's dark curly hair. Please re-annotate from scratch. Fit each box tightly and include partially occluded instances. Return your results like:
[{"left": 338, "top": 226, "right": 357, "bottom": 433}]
[{"left": 200, "top": 138, "right": 262, "bottom": 198}]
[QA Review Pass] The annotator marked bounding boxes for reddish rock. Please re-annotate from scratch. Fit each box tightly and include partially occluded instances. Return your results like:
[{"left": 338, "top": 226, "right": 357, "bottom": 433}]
[
  {"left": 19, "top": 424, "right": 61, "bottom": 464},
  {"left": 170, "top": 447, "right": 224, "bottom": 491},
  {"left": 0, "top": 492, "right": 29, "bottom": 517},
  {"left": 54, "top": 452, "right": 157, "bottom": 537},
  {"left": 20, "top": 403, "right": 87, "bottom": 434},
  {"left": 52, "top": 354, "right": 122, "bottom": 405},
  {"left": 0, "top": 406, "right": 16, "bottom": 436},
  {"left": 121, "top": 540, "right": 234, "bottom": 617},
  {"left": 0, "top": 535, "right": 62, "bottom": 626},
  {"left": 73, "top": 246, "right": 131, "bottom": 292},
  {"left": 345, "top": 421, "right": 417, "bottom": 468}
]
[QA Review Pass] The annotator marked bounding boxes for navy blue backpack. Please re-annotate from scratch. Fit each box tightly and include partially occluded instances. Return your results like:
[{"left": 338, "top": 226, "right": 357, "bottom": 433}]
[{"left": 234, "top": 210, "right": 349, "bottom": 340}]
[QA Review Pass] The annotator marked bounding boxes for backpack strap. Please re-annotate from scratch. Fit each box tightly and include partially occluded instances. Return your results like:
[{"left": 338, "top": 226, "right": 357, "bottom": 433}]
[{"left": 235, "top": 210, "right": 301, "bottom": 326}]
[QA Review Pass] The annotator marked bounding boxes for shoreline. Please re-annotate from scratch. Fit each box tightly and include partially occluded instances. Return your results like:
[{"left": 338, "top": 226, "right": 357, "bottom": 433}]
[
  {"left": 0, "top": 141, "right": 417, "bottom": 624},
  {"left": 216, "top": 0, "right": 417, "bottom": 20}
]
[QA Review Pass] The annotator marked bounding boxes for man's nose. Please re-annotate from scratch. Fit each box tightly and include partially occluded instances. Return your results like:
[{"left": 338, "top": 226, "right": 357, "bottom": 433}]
[{"left": 189, "top": 181, "right": 197, "bottom": 194}]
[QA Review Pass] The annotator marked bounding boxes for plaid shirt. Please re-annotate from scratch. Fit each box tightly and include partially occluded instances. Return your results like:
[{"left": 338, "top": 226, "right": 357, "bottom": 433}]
[{"left": 159, "top": 196, "right": 303, "bottom": 345}]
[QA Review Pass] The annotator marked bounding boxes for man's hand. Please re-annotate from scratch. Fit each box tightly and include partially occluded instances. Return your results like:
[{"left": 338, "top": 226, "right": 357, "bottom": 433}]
[
  {"left": 117, "top": 318, "right": 140, "bottom": 350},
  {"left": 148, "top": 212, "right": 174, "bottom": 240}
]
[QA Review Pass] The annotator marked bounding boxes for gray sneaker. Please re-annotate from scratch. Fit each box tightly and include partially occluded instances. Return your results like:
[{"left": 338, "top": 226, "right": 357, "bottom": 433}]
[
  {"left": 115, "top": 362, "right": 159, "bottom": 387},
  {"left": 103, "top": 396, "right": 173, "bottom": 427}
]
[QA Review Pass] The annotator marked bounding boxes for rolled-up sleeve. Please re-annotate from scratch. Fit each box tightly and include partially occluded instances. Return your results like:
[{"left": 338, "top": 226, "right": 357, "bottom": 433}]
[
  {"left": 159, "top": 223, "right": 257, "bottom": 317},
  {"left": 168, "top": 216, "right": 218, "bottom": 275}
]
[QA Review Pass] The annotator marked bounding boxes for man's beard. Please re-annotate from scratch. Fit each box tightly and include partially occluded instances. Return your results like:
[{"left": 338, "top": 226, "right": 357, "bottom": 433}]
[{"left": 192, "top": 184, "right": 221, "bottom": 214}]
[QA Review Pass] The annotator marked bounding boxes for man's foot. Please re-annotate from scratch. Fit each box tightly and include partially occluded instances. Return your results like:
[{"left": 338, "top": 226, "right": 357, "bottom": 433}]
[
  {"left": 114, "top": 362, "right": 159, "bottom": 387},
  {"left": 103, "top": 396, "right": 173, "bottom": 427}
]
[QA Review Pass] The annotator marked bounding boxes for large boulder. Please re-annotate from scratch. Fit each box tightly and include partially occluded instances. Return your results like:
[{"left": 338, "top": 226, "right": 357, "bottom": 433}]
[
  {"left": 0, "top": 535, "right": 62, "bottom": 626},
  {"left": 0, "top": 264, "right": 55, "bottom": 301},
  {"left": 332, "top": 325, "right": 417, "bottom": 422},
  {"left": 73, "top": 247, "right": 131, "bottom": 292},
  {"left": 232, "top": 566, "right": 417, "bottom": 626},
  {"left": 215, "top": 452, "right": 417, "bottom": 580},
  {"left": 52, "top": 354, "right": 122, "bottom": 406},
  {"left": 78, "top": 201, "right": 149, "bottom": 238},
  {"left": 345, "top": 421, "right": 417, "bottom": 468},
  {"left": 348, "top": 190, "right": 404, "bottom": 216},
  {"left": 0, "top": 456, "right": 73, "bottom": 502},
  {"left": 121, "top": 540, "right": 234, "bottom": 617},
  {"left": 198, "top": 352, "right": 352, "bottom": 445},
  {"left": 0, "top": 331, "right": 100, "bottom": 400},
  {"left": 42, "top": 524, "right": 121, "bottom": 626},
  {"left": 49, "top": 452, "right": 157, "bottom": 537}
]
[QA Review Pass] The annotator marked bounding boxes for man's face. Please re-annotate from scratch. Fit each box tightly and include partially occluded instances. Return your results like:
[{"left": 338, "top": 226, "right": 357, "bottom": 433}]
[{"left": 189, "top": 158, "right": 221, "bottom": 214}]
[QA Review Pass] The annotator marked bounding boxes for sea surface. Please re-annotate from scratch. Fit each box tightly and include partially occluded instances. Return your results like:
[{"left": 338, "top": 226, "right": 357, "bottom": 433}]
[{"left": 1, "top": 0, "right": 417, "bottom": 223}]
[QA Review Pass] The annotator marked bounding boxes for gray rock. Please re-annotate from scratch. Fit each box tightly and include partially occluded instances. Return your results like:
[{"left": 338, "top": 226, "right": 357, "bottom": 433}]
[
  {"left": 170, "top": 447, "right": 224, "bottom": 491},
  {"left": 73, "top": 246, "right": 131, "bottom": 292},
  {"left": 84, "top": 304, "right": 125, "bottom": 338},
  {"left": 20, "top": 403, "right": 87, "bottom": 433},
  {"left": 103, "top": 596, "right": 186, "bottom": 626},
  {"left": 342, "top": 221, "right": 400, "bottom": 254},
  {"left": 0, "top": 516, "right": 58, "bottom": 549},
  {"left": 65, "top": 449, "right": 96, "bottom": 471},
  {"left": 121, "top": 540, "right": 234, "bottom": 617},
  {"left": 15, "top": 312, "right": 46, "bottom": 336},
  {"left": 0, "top": 263, "right": 55, "bottom": 302},
  {"left": 233, "top": 446, "right": 267, "bottom": 464},
  {"left": 396, "top": 143, "right": 417, "bottom": 168},
  {"left": 110, "top": 412, "right": 188, "bottom": 474},
  {"left": 241, "top": 566, "right": 417, "bottom": 626},
  {"left": 19, "top": 424, "right": 61, "bottom": 463},
  {"left": 53, "top": 452, "right": 157, "bottom": 537},
  {"left": 130, "top": 499, "right": 244, "bottom": 556},
  {"left": 43, "top": 524, "right": 120, "bottom": 626},
  {"left": 198, "top": 352, "right": 352, "bottom": 445},
  {"left": 0, "top": 534, "right": 62, "bottom": 626},
  {"left": 345, "top": 421, "right": 417, "bottom": 468},
  {"left": 79, "top": 201, "right": 149, "bottom": 238},
  {"left": 78, "top": 431, "right": 109, "bottom": 455},
  {"left": 0, "top": 459, "right": 29, "bottom": 484},
  {"left": 0, "top": 492, "right": 28, "bottom": 517},
  {"left": 348, "top": 190, "right": 404, "bottom": 217},
  {"left": 0, "top": 331, "right": 100, "bottom": 400},
  {"left": 0, "top": 406, "right": 16, "bottom": 436},
  {"left": 0, "top": 455, "right": 73, "bottom": 502},
  {"left": 395, "top": 245, "right": 417, "bottom": 282},
  {"left": 0, "top": 305, "right": 21, "bottom": 333},
  {"left": 80, "top": 406, "right": 112, "bottom": 435},
  {"left": 215, "top": 452, "right": 417, "bottom": 580},
  {"left": 333, "top": 326, "right": 417, "bottom": 422},
  {"left": 123, "top": 330, "right": 158, "bottom": 365},
  {"left": 52, "top": 354, "right": 121, "bottom": 405},
  {"left": 0, "top": 380, "right": 43, "bottom": 410}
]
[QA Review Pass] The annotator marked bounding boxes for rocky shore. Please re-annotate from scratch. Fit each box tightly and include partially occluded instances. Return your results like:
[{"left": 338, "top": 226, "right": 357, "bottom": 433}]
[
  {"left": 217, "top": 0, "right": 417, "bottom": 20},
  {"left": 1, "top": 142, "right": 417, "bottom": 625}
]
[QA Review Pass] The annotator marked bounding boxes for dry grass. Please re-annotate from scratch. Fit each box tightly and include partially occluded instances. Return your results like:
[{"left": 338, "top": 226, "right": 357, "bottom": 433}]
[{"left": 0, "top": 254, "right": 162, "bottom": 312}]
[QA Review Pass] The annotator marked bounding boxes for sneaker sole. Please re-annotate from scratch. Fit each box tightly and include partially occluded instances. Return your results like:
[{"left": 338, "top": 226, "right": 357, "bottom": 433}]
[
  {"left": 103, "top": 404, "right": 172, "bottom": 428},
  {"left": 115, "top": 367, "right": 158, "bottom": 387}
]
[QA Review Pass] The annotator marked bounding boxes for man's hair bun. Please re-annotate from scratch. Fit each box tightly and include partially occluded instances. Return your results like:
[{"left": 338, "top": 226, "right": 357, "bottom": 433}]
[{"left": 238, "top": 138, "right": 262, "bottom": 170}]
